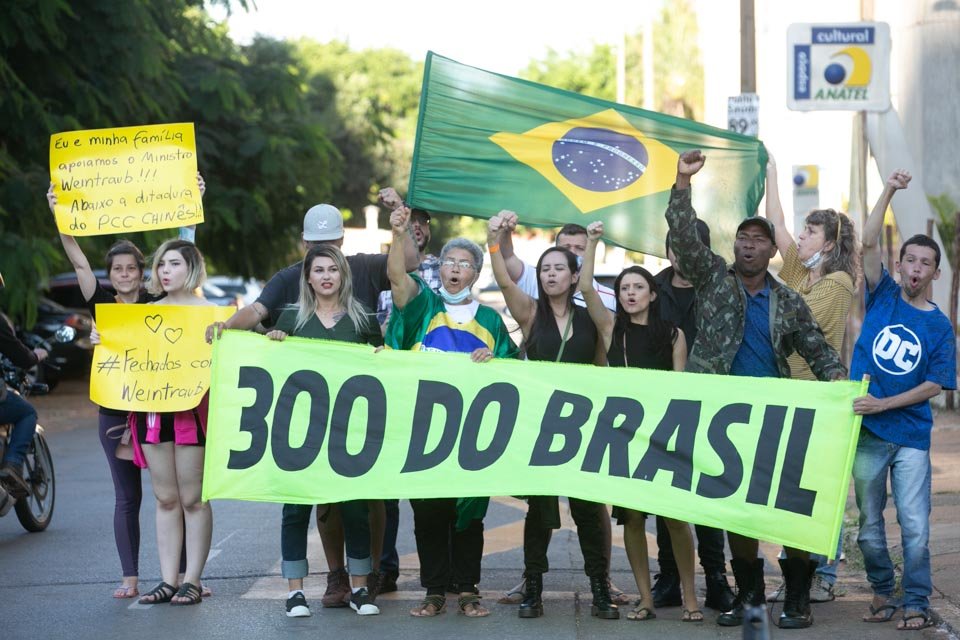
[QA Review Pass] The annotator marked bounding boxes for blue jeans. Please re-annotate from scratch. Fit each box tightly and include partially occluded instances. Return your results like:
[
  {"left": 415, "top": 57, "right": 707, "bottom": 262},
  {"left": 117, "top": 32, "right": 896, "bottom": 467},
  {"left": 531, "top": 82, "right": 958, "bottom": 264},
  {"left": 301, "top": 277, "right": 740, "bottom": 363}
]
[
  {"left": 811, "top": 526, "right": 843, "bottom": 584},
  {"left": 853, "top": 428, "right": 932, "bottom": 612},
  {"left": 0, "top": 393, "right": 37, "bottom": 466}
]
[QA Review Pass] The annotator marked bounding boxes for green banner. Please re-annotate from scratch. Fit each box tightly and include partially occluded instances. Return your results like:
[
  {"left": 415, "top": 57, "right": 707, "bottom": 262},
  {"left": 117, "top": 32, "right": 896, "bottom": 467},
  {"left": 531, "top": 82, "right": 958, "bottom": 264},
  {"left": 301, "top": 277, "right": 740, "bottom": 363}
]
[
  {"left": 203, "top": 331, "right": 866, "bottom": 556},
  {"left": 407, "top": 52, "right": 768, "bottom": 258}
]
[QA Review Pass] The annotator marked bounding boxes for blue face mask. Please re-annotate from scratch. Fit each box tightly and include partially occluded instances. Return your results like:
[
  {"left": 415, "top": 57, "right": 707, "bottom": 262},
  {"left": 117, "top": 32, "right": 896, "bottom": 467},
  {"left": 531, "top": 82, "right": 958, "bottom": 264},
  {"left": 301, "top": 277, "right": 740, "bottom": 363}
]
[{"left": 439, "top": 285, "right": 472, "bottom": 304}]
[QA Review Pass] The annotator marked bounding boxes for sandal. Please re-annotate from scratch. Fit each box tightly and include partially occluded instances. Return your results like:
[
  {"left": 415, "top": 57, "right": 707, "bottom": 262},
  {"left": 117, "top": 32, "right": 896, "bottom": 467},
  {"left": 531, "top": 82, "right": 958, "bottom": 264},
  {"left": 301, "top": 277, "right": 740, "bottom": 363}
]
[
  {"left": 682, "top": 609, "right": 704, "bottom": 622},
  {"left": 409, "top": 594, "right": 446, "bottom": 617},
  {"left": 627, "top": 602, "right": 656, "bottom": 621},
  {"left": 498, "top": 578, "right": 526, "bottom": 604},
  {"left": 897, "top": 610, "right": 934, "bottom": 630},
  {"left": 608, "top": 579, "right": 631, "bottom": 605},
  {"left": 200, "top": 584, "right": 212, "bottom": 598},
  {"left": 113, "top": 584, "right": 139, "bottom": 599},
  {"left": 170, "top": 582, "right": 202, "bottom": 606},
  {"left": 863, "top": 599, "right": 901, "bottom": 622},
  {"left": 458, "top": 593, "right": 490, "bottom": 618},
  {"left": 138, "top": 581, "right": 177, "bottom": 605}
]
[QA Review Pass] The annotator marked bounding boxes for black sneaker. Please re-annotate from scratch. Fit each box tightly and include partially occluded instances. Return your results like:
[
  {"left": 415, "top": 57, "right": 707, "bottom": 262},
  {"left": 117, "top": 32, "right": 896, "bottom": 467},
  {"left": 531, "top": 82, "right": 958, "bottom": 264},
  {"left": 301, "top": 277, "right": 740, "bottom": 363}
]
[
  {"left": 378, "top": 572, "right": 398, "bottom": 594},
  {"left": 0, "top": 463, "right": 28, "bottom": 497},
  {"left": 285, "top": 591, "right": 311, "bottom": 617},
  {"left": 349, "top": 587, "right": 380, "bottom": 616},
  {"left": 651, "top": 572, "right": 682, "bottom": 608}
]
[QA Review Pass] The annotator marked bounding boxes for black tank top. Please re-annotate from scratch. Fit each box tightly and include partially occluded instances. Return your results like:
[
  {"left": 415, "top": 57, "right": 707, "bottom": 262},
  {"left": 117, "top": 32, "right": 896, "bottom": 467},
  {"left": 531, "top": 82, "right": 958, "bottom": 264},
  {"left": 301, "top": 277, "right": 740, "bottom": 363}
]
[
  {"left": 606, "top": 322, "right": 672, "bottom": 371},
  {"left": 526, "top": 305, "right": 597, "bottom": 364}
]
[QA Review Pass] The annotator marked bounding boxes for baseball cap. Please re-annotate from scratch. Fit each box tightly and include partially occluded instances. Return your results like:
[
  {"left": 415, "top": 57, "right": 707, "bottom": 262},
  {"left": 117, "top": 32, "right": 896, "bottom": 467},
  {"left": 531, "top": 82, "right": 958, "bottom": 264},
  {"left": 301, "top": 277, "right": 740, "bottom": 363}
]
[
  {"left": 302, "top": 204, "right": 344, "bottom": 241},
  {"left": 736, "top": 217, "right": 776, "bottom": 245}
]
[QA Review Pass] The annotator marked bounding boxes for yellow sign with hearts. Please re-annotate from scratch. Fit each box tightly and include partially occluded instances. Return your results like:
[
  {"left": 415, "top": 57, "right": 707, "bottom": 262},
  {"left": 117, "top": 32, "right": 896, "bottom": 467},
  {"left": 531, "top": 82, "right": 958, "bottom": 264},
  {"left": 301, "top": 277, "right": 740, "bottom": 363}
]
[{"left": 90, "top": 304, "right": 232, "bottom": 412}]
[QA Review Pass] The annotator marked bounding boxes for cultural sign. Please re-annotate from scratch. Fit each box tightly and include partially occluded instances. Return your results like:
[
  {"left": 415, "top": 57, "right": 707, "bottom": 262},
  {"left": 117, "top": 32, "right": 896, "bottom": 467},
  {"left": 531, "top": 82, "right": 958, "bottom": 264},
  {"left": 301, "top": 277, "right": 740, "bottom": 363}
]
[
  {"left": 203, "top": 332, "right": 867, "bottom": 557},
  {"left": 787, "top": 23, "right": 891, "bottom": 111},
  {"left": 91, "top": 304, "right": 232, "bottom": 412},
  {"left": 50, "top": 123, "right": 203, "bottom": 236}
]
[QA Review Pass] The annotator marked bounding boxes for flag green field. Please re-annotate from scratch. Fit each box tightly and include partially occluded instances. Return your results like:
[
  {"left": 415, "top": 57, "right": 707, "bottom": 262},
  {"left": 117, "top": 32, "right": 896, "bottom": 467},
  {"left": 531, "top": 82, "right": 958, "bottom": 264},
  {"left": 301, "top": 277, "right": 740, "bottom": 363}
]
[{"left": 407, "top": 52, "right": 768, "bottom": 256}]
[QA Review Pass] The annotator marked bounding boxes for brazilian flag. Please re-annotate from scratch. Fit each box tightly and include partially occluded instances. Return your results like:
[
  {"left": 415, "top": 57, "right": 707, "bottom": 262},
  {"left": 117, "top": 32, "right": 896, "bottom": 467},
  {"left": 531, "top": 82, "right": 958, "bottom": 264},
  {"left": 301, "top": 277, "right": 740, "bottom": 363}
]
[{"left": 408, "top": 52, "right": 768, "bottom": 257}]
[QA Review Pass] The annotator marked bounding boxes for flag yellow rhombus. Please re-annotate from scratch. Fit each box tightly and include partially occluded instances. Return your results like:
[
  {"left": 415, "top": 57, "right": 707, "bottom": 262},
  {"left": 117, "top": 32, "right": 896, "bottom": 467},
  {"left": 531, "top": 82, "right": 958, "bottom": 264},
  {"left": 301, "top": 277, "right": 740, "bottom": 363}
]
[{"left": 490, "top": 109, "right": 679, "bottom": 214}]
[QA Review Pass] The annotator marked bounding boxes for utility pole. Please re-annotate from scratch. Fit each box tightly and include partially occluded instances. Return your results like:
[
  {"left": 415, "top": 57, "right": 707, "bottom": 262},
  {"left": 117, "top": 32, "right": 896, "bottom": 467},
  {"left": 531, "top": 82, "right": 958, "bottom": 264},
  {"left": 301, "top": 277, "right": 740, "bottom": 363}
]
[{"left": 740, "top": 0, "right": 756, "bottom": 93}]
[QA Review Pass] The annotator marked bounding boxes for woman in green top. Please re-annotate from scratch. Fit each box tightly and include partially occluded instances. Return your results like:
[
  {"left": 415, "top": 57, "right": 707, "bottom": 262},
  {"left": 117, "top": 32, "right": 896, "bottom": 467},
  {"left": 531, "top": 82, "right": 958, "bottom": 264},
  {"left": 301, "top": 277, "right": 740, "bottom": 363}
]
[
  {"left": 385, "top": 205, "right": 517, "bottom": 619},
  {"left": 267, "top": 244, "right": 384, "bottom": 618}
]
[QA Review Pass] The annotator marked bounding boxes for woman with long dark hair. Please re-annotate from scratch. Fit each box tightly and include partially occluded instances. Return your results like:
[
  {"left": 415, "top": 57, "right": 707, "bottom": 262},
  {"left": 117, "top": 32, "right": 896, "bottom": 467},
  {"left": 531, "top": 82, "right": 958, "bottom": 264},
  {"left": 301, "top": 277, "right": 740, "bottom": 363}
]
[
  {"left": 488, "top": 214, "right": 618, "bottom": 621},
  {"left": 579, "top": 221, "right": 701, "bottom": 622},
  {"left": 265, "top": 244, "right": 384, "bottom": 618}
]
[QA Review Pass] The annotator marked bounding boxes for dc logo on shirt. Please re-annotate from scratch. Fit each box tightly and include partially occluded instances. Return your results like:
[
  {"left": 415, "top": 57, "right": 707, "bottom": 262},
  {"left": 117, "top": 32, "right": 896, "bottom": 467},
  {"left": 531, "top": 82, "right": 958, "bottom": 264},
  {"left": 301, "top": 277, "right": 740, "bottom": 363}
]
[{"left": 872, "top": 324, "right": 922, "bottom": 375}]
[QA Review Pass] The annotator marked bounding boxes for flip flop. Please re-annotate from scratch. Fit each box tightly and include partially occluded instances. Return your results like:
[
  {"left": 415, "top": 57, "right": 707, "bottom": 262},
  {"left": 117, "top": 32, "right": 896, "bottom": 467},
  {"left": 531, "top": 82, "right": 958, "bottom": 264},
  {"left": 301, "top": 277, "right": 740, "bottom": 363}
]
[
  {"left": 897, "top": 610, "right": 934, "bottom": 631},
  {"left": 113, "top": 585, "right": 139, "bottom": 599},
  {"left": 863, "top": 601, "right": 900, "bottom": 622}
]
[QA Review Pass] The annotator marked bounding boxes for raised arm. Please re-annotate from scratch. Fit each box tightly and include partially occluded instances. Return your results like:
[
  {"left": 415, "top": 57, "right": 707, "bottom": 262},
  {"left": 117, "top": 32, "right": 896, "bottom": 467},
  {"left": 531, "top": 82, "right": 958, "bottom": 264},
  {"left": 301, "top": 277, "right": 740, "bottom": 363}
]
[
  {"left": 666, "top": 150, "right": 723, "bottom": 288},
  {"left": 387, "top": 206, "right": 419, "bottom": 310},
  {"left": 861, "top": 170, "right": 911, "bottom": 290},
  {"left": 377, "top": 187, "right": 425, "bottom": 272},
  {"left": 488, "top": 211, "right": 536, "bottom": 334},
  {"left": 579, "top": 221, "right": 615, "bottom": 349},
  {"left": 48, "top": 183, "right": 97, "bottom": 301},
  {"left": 764, "top": 154, "right": 795, "bottom": 252},
  {"left": 494, "top": 210, "right": 526, "bottom": 283}
]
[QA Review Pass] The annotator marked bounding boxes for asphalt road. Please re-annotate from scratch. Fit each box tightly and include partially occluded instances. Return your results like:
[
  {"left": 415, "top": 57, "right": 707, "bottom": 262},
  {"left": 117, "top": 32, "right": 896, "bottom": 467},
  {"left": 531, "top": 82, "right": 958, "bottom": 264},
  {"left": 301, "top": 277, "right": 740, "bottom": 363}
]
[{"left": 0, "top": 383, "right": 954, "bottom": 640}]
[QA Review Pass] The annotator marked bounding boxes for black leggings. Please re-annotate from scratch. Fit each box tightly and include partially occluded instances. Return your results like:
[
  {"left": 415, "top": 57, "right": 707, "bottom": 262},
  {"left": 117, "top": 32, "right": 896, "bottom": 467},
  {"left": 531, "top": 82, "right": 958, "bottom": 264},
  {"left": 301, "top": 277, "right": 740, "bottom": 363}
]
[{"left": 98, "top": 413, "right": 186, "bottom": 577}]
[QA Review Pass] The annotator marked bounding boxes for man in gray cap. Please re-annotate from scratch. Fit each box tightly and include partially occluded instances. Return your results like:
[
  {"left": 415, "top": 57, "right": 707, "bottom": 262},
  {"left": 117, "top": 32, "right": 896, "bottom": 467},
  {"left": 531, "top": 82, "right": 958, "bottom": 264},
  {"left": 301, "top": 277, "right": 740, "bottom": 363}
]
[
  {"left": 205, "top": 200, "right": 418, "bottom": 614},
  {"left": 665, "top": 150, "right": 846, "bottom": 630},
  {"left": 207, "top": 202, "right": 418, "bottom": 336}
]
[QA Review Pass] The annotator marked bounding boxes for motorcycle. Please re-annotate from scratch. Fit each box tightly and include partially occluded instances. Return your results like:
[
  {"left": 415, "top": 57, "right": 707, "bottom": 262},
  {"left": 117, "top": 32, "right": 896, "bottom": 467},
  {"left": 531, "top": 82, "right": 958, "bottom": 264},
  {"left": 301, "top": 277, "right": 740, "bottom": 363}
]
[{"left": 0, "top": 331, "right": 63, "bottom": 532}]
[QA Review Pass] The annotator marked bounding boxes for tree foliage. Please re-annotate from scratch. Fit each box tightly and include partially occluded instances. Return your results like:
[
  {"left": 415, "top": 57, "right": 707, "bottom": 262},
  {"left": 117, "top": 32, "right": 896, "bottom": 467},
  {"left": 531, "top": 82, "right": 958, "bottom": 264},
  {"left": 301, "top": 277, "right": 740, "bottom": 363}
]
[
  {"left": 519, "top": 0, "right": 704, "bottom": 118},
  {"left": 0, "top": 0, "right": 423, "bottom": 325}
]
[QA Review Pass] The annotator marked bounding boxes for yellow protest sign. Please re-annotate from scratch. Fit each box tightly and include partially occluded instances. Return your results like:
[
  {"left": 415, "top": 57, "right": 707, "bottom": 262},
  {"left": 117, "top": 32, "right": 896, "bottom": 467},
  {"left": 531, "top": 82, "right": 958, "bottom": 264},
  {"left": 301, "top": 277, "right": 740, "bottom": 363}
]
[
  {"left": 50, "top": 123, "right": 203, "bottom": 236},
  {"left": 90, "top": 304, "right": 232, "bottom": 412}
]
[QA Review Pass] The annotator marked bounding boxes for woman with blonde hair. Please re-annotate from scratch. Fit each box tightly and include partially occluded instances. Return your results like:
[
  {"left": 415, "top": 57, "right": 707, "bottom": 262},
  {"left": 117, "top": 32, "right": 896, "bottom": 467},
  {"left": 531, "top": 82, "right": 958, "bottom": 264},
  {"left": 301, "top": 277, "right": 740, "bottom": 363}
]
[
  {"left": 266, "top": 243, "right": 384, "bottom": 618},
  {"left": 131, "top": 239, "right": 215, "bottom": 606}
]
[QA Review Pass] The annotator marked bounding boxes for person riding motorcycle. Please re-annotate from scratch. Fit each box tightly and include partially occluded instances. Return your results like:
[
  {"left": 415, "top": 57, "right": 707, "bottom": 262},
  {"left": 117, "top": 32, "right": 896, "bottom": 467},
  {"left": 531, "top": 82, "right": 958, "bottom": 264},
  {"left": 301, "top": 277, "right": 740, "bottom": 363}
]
[{"left": 0, "top": 272, "right": 48, "bottom": 493}]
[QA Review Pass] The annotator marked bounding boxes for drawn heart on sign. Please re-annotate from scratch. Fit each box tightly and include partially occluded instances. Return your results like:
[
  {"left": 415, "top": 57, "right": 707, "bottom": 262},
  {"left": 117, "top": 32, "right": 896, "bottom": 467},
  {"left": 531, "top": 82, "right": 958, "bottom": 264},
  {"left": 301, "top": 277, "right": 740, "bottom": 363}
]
[
  {"left": 163, "top": 328, "right": 183, "bottom": 344},
  {"left": 144, "top": 315, "right": 163, "bottom": 333}
]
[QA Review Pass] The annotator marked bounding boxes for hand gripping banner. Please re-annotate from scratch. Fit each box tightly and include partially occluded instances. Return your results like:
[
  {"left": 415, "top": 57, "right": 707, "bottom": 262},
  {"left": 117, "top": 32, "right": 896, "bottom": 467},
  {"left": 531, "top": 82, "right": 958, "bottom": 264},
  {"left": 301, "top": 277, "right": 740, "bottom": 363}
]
[{"left": 203, "top": 331, "right": 866, "bottom": 556}]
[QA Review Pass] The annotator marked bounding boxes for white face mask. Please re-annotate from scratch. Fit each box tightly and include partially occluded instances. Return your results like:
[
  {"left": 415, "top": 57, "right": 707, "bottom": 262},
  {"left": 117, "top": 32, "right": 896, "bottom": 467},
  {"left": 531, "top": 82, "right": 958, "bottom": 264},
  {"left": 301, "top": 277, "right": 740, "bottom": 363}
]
[
  {"left": 802, "top": 250, "right": 824, "bottom": 269},
  {"left": 439, "top": 285, "right": 471, "bottom": 304}
]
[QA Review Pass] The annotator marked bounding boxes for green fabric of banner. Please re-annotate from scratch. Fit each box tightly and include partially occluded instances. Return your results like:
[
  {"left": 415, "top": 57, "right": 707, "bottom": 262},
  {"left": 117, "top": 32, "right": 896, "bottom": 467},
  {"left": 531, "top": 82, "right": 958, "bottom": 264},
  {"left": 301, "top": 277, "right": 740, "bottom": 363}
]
[
  {"left": 203, "top": 331, "right": 865, "bottom": 556},
  {"left": 407, "top": 52, "right": 768, "bottom": 257}
]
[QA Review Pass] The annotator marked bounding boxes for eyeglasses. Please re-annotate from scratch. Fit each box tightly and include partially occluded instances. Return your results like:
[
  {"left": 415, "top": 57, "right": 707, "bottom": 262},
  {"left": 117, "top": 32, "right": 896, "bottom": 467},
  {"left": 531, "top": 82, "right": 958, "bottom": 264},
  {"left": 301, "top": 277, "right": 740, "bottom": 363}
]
[{"left": 440, "top": 259, "right": 475, "bottom": 270}]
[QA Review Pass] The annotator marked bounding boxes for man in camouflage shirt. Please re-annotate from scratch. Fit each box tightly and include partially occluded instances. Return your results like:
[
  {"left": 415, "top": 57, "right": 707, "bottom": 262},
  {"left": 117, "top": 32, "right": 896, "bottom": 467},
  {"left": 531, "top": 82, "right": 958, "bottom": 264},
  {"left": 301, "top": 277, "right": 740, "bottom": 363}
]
[{"left": 666, "top": 150, "right": 846, "bottom": 630}]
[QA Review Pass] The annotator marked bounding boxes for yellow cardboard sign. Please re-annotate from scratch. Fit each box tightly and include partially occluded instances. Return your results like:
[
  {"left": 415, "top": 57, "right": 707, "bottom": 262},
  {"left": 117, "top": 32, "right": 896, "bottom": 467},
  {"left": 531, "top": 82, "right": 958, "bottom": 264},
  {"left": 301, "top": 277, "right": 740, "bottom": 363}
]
[
  {"left": 90, "top": 304, "right": 232, "bottom": 412},
  {"left": 50, "top": 123, "right": 203, "bottom": 236}
]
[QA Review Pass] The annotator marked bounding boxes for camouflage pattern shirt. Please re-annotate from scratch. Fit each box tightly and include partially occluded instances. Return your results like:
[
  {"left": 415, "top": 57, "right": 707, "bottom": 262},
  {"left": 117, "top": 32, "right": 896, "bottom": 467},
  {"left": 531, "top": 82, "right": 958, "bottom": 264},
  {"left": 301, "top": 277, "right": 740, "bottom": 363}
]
[{"left": 665, "top": 186, "right": 846, "bottom": 381}]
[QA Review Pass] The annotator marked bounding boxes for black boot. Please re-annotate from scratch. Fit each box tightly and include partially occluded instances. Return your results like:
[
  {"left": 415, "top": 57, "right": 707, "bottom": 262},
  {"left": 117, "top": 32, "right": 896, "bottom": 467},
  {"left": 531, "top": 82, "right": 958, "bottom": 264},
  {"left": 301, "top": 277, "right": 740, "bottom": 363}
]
[
  {"left": 651, "top": 571, "right": 682, "bottom": 607},
  {"left": 778, "top": 558, "right": 815, "bottom": 629},
  {"left": 589, "top": 575, "right": 620, "bottom": 619},
  {"left": 518, "top": 573, "right": 543, "bottom": 618},
  {"left": 704, "top": 570, "right": 737, "bottom": 611},
  {"left": 717, "top": 558, "right": 765, "bottom": 626}
]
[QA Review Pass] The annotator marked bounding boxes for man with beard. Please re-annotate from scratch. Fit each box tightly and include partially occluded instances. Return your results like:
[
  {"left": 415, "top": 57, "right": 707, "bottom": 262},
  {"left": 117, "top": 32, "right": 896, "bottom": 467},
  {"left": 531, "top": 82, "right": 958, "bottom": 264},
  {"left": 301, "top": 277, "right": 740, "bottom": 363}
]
[
  {"left": 665, "top": 150, "right": 846, "bottom": 629},
  {"left": 650, "top": 220, "right": 736, "bottom": 614}
]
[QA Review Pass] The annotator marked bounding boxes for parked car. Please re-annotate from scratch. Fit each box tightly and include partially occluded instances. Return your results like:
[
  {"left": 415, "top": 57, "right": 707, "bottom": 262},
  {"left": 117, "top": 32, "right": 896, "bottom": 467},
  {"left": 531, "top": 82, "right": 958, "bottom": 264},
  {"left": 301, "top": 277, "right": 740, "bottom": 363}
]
[{"left": 207, "top": 276, "right": 262, "bottom": 307}]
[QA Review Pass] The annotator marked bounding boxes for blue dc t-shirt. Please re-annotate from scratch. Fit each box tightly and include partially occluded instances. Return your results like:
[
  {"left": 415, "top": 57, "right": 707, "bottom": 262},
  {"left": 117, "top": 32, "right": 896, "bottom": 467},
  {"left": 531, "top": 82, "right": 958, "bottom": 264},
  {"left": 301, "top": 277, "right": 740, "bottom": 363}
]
[{"left": 851, "top": 267, "right": 956, "bottom": 449}]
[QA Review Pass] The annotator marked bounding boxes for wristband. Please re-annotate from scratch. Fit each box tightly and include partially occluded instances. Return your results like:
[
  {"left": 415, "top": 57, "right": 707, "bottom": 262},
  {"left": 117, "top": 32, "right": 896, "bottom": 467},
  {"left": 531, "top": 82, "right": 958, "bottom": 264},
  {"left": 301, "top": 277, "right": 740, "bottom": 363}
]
[{"left": 489, "top": 244, "right": 500, "bottom": 254}]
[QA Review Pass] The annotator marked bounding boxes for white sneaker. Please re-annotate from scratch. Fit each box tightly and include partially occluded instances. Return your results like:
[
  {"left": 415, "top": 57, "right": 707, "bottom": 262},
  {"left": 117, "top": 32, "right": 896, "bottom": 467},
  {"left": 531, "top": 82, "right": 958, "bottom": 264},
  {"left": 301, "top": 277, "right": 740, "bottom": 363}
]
[
  {"left": 349, "top": 587, "right": 380, "bottom": 615},
  {"left": 286, "top": 591, "right": 311, "bottom": 617},
  {"left": 809, "top": 576, "right": 836, "bottom": 603},
  {"left": 766, "top": 581, "right": 785, "bottom": 603}
]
